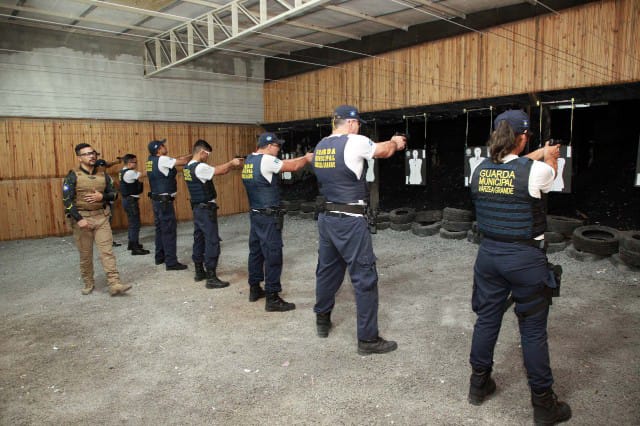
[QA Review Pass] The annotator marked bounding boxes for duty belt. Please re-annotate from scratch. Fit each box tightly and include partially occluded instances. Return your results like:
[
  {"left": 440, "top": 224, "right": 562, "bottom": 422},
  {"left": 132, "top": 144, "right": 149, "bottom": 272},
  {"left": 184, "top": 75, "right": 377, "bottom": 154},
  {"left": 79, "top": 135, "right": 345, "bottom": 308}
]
[
  {"left": 324, "top": 202, "right": 366, "bottom": 215},
  {"left": 485, "top": 236, "right": 547, "bottom": 250},
  {"left": 149, "top": 193, "right": 174, "bottom": 202},
  {"left": 193, "top": 201, "right": 218, "bottom": 210},
  {"left": 251, "top": 207, "right": 285, "bottom": 217}
]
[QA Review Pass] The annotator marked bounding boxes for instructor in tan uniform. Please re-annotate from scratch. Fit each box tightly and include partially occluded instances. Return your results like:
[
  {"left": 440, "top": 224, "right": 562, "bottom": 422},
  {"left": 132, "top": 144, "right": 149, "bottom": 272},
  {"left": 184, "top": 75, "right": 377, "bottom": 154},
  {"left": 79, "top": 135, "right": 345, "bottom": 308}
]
[{"left": 62, "top": 143, "right": 131, "bottom": 296}]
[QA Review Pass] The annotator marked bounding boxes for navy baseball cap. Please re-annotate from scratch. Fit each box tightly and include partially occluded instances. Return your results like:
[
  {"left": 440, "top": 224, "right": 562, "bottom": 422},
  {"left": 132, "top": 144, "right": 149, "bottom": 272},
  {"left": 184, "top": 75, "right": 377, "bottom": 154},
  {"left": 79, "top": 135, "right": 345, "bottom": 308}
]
[
  {"left": 257, "top": 132, "right": 284, "bottom": 147},
  {"left": 148, "top": 139, "right": 166, "bottom": 155},
  {"left": 494, "top": 110, "right": 530, "bottom": 134},
  {"left": 333, "top": 105, "right": 365, "bottom": 123}
]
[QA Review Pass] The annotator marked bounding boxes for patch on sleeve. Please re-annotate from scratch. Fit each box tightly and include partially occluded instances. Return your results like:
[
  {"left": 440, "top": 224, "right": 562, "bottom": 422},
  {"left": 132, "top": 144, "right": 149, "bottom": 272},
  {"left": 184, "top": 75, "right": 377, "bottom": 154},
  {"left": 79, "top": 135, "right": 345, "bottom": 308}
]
[
  {"left": 368, "top": 140, "right": 373, "bottom": 147},
  {"left": 273, "top": 158, "right": 281, "bottom": 165}
]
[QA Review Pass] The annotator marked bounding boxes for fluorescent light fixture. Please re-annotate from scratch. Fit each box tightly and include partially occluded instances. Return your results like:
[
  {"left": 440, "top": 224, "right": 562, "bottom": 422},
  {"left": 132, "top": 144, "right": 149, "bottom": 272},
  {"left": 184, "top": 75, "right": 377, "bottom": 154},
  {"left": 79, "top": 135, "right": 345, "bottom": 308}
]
[{"left": 552, "top": 102, "right": 608, "bottom": 110}]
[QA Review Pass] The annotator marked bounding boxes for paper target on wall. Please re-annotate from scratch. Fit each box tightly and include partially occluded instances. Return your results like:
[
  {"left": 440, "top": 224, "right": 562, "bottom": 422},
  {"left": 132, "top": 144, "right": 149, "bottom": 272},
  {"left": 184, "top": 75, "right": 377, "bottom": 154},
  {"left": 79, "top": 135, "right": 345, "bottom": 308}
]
[
  {"left": 464, "top": 146, "right": 489, "bottom": 187},
  {"left": 550, "top": 145, "right": 572, "bottom": 193},
  {"left": 405, "top": 149, "right": 426, "bottom": 185},
  {"left": 635, "top": 137, "right": 640, "bottom": 187}
]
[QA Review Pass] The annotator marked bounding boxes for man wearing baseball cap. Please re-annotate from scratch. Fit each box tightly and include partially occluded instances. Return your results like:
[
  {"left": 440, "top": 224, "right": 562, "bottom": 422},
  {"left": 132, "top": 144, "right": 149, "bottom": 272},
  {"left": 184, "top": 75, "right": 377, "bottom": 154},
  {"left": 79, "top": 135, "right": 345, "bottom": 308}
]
[
  {"left": 312, "top": 105, "right": 406, "bottom": 355},
  {"left": 241, "top": 132, "right": 313, "bottom": 311},
  {"left": 468, "top": 109, "right": 570, "bottom": 425},
  {"left": 146, "top": 139, "right": 192, "bottom": 271}
]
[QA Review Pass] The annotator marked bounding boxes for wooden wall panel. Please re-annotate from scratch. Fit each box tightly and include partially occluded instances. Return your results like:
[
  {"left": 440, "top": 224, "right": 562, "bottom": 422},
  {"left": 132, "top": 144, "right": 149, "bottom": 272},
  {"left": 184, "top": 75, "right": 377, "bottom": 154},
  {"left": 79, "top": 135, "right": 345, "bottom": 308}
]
[
  {"left": 0, "top": 118, "right": 260, "bottom": 241},
  {"left": 264, "top": 0, "right": 640, "bottom": 123}
]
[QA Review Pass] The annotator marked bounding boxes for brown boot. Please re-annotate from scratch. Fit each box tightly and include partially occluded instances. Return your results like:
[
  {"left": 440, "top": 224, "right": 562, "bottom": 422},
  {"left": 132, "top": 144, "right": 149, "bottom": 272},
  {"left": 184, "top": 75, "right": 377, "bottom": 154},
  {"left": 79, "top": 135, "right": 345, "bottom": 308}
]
[
  {"left": 109, "top": 283, "right": 132, "bottom": 296},
  {"left": 81, "top": 284, "right": 94, "bottom": 295}
]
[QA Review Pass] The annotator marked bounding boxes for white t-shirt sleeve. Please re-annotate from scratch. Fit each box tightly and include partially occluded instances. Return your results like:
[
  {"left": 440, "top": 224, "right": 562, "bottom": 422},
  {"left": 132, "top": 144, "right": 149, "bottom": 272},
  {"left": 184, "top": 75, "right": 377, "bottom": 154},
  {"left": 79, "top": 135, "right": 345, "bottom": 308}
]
[
  {"left": 260, "top": 154, "right": 283, "bottom": 183},
  {"left": 344, "top": 134, "right": 376, "bottom": 179},
  {"left": 529, "top": 161, "right": 556, "bottom": 198},
  {"left": 195, "top": 163, "right": 215, "bottom": 183},
  {"left": 122, "top": 170, "right": 140, "bottom": 183},
  {"left": 158, "top": 155, "right": 177, "bottom": 176}
]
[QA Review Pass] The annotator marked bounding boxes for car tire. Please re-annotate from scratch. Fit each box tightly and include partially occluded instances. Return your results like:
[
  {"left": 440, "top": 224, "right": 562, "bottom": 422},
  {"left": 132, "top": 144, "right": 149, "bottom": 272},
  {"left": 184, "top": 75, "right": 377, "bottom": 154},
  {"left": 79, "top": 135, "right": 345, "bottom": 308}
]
[
  {"left": 390, "top": 222, "right": 412, "bottom": 232},
  {"left": 547, "top": 215, "right": 584, "bottom": 238},
  {"left": 389, "top": 208, "right": 416, "bottom": 224},
  {"left": 441, "top": 219, "right": 473, "bottom": 232},
  {"left": 439, "top": 228, "right": 467, "bottom": 240},
  {"left": 411, "top": 221, "right": 441, "bottom": 237},
  {"left": 572, "top": 225, "right": 620, "bottom": 257},
  {"left": 415, "top": 210, "right": 443, "bottom": 223},
  {"left": 443, "top": 207, "right": 473, "bottom": 222}
]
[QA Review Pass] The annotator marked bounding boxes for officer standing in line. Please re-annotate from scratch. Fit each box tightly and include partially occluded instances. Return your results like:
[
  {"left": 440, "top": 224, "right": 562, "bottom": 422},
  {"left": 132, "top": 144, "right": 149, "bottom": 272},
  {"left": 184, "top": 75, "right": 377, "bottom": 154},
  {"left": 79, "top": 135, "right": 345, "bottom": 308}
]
[
  {"left": 468, "top": 109, "right": 571, "bottom": 425},
  {"left": 241, "top": 132, "right": 313, "bottom": 311},
  {"left": 119, "top": 154, "right": 150, "bottom": 256},
  {"left": 184, "top": 139, "right": 243, "bottom": 289},
  {"left": 146, "top": 139, "right": 191, "bottom": 271},
  {"left": 312, "top": 105, "right": 406, "bottom": 355},
  {"left": 62, "top": 143, "right": 132, "bottom": 296}
]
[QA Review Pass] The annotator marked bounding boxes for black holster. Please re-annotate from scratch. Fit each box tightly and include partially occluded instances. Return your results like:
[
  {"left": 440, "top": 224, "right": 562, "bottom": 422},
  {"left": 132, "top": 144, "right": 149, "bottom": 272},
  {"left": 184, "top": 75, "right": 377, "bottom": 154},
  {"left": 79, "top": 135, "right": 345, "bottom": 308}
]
[
  {"left": 366, "top": 206, "right": 377, "bottom": 234},
  {"left": 124, "top": 196, "right": 140, "bottom": 217}
]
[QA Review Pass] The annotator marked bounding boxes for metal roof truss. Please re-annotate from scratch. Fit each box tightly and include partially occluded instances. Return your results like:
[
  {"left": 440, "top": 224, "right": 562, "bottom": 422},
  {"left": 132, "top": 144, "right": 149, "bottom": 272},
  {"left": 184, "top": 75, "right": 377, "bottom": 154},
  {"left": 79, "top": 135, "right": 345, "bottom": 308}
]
[{"left": 143, "top": 0, "right": 333, "bottom": 77}]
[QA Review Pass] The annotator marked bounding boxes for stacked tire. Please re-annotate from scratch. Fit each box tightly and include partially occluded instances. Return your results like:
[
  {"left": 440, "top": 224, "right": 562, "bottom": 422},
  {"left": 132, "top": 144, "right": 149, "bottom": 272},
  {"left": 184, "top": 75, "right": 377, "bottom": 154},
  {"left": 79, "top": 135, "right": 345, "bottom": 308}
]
[
  {"left": 571, "top": 225, "right": 620, "bottom": 257},
  {"left": 376, "top": 211, "right": 390, "bottom": 230},
  {"left": 617, "top": 231, "right": 640, "bottom": 268},
  {"left": 440, "top": 207, "right": 473, "bottom": 240},
  {"left": 389, "top": 208, "right": 415, "bottom": 232},
  {"left": 545, "top": 231, "right": 568, "bottom": 254},
  {"left": 547, "top": 215, "right": 584, "bottom": 239},
  {"left": 411, "top": 210, "right": 442, "bottom": 237},
  {"left": 544, "top": 216, "right": 584, "bottom": 253}
]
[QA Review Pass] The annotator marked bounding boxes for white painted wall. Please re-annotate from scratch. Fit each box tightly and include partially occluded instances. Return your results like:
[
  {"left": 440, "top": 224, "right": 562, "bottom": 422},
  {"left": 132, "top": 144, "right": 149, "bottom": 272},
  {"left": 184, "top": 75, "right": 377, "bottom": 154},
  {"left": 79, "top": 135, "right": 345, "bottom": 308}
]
[{"left": 0, "top": 24, "right": 264, "bottom": 124}]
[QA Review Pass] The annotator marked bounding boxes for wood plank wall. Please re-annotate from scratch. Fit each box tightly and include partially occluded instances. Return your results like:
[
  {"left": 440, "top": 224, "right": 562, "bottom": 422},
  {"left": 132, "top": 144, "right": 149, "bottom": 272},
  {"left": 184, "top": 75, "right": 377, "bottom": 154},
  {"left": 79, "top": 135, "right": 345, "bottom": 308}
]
[
  {"left": 0, "top": 118, "right": 260, "bottom": 241},
  {"left": 264, "top": 0, "right": 640, "bottom": 122}
]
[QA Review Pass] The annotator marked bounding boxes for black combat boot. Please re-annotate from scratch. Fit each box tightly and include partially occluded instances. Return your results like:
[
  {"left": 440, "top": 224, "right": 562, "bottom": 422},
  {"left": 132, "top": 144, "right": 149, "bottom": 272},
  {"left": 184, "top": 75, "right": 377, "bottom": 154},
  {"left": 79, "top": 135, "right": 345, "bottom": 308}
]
[
  {"left": 249, "top": 285, "right": 265, "bottom": 302},
  {"left": 128, "top": 241, "right": 148, "bottom": 253},
  {"left": 468, "top": 368, "right": 496, "bottom": 405},
  {"left": 194, "top": 262, "right": 207, "bottom": 282},
  {"left": 265, "top": 292, "right": 295, "bottom": 312},
  {"left": 316, "top": 312, "right": 332, "bottom": 338},
  {"left": 131, "top": 247, "right": 150, "bottom": 255},
  {"left": 205, "top": 269, "right": 230, "bottom": 289},
  {"left": 531, "top": 388, "right": 572, "bottom": 425},
  {"left": 357, "top": 336, "right": 398, "bottom": 355}
]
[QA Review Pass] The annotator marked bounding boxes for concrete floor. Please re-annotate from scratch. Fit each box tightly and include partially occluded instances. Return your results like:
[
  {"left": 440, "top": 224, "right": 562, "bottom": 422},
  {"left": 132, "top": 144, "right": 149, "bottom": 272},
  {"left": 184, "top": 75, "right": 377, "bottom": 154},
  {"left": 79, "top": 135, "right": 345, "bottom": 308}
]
[{"left": 0, "top": 213, "right": 638, "bottom": 425}]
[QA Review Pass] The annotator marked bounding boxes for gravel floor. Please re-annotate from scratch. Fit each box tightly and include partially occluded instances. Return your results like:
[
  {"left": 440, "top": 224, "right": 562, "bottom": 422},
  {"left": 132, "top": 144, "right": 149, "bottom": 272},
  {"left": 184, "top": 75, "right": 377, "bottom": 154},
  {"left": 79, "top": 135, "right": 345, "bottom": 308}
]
[{"left": 1, "top": 213, "right": 638, "bottom": 425}]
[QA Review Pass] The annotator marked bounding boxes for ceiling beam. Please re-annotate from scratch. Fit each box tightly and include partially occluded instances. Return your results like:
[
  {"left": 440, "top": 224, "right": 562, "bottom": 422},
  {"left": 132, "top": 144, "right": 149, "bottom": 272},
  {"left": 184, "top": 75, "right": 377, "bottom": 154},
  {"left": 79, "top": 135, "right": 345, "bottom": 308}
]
[
  {"left": 324, "top": 5, "right": 408, "bottom": 31},
  {"left": 144, "top": 0, "right": 335, "bottom": 77},
  {"left": 408, "top": 0, "right": 466, "bottom": 20},
  {"left": 71, "top": 0, "right": 190, "bottom": 22},
  {"left": 180, "top": 0, "right": 224, "bottom": 7},
  {"left": 0, "top": 4, "right": 159, "bottom": 33}
]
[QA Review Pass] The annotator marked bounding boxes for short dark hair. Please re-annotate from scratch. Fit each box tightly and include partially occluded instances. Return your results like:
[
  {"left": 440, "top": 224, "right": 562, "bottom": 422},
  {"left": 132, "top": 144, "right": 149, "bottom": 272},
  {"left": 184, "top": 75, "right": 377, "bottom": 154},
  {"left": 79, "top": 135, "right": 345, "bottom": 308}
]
[
  {"left": 193, "top": 139, "right": 212, "bottom": 154},
  {"left": 122, "top": 153, "right": 137, "bottom": 164},
  {"left": 75, "top": 143, "right": 92, "bottom": 155}
]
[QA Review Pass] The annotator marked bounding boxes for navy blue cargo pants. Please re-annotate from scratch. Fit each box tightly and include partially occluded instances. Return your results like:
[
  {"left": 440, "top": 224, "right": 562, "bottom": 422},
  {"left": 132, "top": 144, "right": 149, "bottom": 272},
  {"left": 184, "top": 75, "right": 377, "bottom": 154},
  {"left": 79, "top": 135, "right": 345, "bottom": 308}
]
[
  {"left": 152, "top": 199, "right": 178, "bottom": 266},
  {"left": 314, "top": 213, "right": 379, "bottom": 341},
  {"left": 248, "top": 212, "right": 283, "bottom": 293},
  {"left": 122, "top": 196, "right": 141, "bottom": 244},
  {"left": 192, "top": 205, "right": 221, "bottom": 271},
  {"left": 470, "top": 238, "right": 554, "bottom": 392}
]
